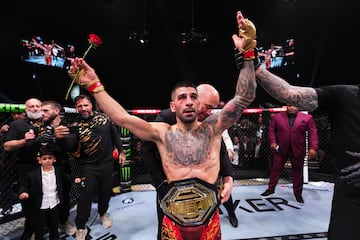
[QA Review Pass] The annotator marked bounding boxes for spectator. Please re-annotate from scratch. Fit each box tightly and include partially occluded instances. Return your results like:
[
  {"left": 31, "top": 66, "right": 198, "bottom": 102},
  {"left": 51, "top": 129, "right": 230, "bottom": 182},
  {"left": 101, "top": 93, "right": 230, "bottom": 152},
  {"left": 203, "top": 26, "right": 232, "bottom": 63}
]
[
  {"left": 281, "top": 38, "right": 295, "bottom": 67},
  {"left": 252, "top": 136, "right": 268, "bottom": 170},
  {"left": 238, "top": 134, "right": 254, "bottom": 169},
  {"left": 131, "top": 139, "right": 147, "bottom": 183},
  {"left": 231, "top": 135, "right": 241, "bottom": 169}
]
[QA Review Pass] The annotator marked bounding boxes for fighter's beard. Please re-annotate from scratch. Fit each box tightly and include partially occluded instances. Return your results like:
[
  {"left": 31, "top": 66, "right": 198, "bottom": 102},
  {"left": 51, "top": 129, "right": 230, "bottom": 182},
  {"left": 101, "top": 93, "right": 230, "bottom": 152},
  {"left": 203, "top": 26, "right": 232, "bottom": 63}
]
[
  {"left": 26, "top": 111, "right": 43, "bottom": 121},
  {"left": 43, "top": 114, "right": 57, "bottom": 125}
]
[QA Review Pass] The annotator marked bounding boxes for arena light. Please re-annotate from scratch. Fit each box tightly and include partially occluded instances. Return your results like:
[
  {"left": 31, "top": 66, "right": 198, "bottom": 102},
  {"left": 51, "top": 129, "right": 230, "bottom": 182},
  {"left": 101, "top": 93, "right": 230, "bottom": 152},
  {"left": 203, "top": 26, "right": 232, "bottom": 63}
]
[
  {"left": 138, "top": 31, "right": 150, "bottom": 45},
  {"left": 129, "top": 30, "right": 150, "bottom": 46},
  {"left": 177, "top": 0, "right": 209, "bottom": 46},
  {"left": 128, "top": 0, "right": 150, "bottom": 46},
  {"left": 177, "top": 29, "right": 208, "bottom": 45}
]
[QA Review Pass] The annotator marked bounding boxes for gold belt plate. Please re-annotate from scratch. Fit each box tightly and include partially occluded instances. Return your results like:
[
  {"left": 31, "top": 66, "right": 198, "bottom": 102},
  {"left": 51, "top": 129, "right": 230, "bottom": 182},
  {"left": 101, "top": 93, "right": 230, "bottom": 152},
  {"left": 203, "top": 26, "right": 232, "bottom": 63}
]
[{"left": 160, "top": 178, "right": 218, "bottom": 226}]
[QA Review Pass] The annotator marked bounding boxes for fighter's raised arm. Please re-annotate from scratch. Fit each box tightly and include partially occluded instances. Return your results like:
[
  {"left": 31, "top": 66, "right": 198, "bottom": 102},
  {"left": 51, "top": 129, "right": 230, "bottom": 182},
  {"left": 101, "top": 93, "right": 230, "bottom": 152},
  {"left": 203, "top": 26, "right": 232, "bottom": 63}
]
[
  {"left": 232, "top": 11, "right": 318, "bottom": 112},
  {"left": 214, "top": 60, "right": 256, "bottom": 133},
  {"left": 68, "top": 58, "right": 162, "bottom": 143},
  {"left": 211, "top": 11, "right": 257, "bottom": 134}
]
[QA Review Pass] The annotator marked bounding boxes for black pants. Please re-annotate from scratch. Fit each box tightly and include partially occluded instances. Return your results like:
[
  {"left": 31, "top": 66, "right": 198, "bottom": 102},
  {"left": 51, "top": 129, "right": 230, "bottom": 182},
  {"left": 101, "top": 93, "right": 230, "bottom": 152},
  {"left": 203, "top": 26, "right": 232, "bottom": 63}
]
[
  {"left": 75, "top": 162, "right": 113, "bottom": 229},
  {"left": 33, "top": 205, "right": 60, "bottom": 240},
  {"left": 327, "top": 179, "right": 360, "bottom": 240},
  {"left": 156, "top": 192, "right": 163, "bottom": 240},
  {"left": 59, "top": 167, "right": 72, "bottom": 225},
  {"left": 222, "top": 194, "right": 236, "bottom": 217},
  {"left": 18, "top": 164, "right": 37, "bottom": 240},
  {"left": 20, "top": 200, "right": 34, "bottom": 240}
]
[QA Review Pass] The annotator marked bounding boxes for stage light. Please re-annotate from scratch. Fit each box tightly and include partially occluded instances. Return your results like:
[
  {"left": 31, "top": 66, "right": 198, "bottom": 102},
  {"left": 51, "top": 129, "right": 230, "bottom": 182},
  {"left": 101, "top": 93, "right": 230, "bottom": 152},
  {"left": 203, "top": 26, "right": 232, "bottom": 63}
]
[
  {"left": 128, "top": 0, "right": 151, "bottom": 46},
  {"left": 176, "top": 0, "right": 209, "bottom": 46},
  {"left": 197, "top": 33, "right": 208, "bottom": 44},
  {"left": 138, "top": 31, "right": 150, "bottom": 45},
  {"left": 128, "top": 31, "right": 138, "bottom": 41},
  {"left": 178, "top": 32, "right": 191, "bottom": 45},
  {"left": 177, "top": 29, "right": 209, "bottom": 46},
  {"left": 129, "top": 30, "right": 150, "bottom": 46}
]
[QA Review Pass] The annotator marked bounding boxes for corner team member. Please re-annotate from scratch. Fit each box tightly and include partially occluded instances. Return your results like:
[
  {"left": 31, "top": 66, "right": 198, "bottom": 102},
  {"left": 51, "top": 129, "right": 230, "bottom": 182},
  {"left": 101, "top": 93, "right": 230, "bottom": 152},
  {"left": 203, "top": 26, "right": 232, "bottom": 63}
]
[
  {"left": 3, "top": 98, "right": 43, "bottom": 240},
  {"left": 72, "top": 95, "right": 125, "bottom": 240},
  {"left": 68, "top": 10, "right": 256, "bottom": 239},
  {"left": 38, "top": 100, "right": 78, "bottom": 235}
]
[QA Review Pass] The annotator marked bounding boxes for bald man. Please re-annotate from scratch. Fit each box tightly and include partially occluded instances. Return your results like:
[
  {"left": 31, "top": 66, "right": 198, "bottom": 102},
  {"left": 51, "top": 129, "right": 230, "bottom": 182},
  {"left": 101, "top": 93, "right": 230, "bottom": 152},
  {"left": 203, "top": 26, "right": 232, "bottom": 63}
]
[
  {"left": 3, "top": 97, "right": 43, "bottom": 240},
  {"left": 196, "top": 84, "right": 220, "bottom": 122},
  {"left": 141, "top": 84, "right": 239, "bottom": 239}
]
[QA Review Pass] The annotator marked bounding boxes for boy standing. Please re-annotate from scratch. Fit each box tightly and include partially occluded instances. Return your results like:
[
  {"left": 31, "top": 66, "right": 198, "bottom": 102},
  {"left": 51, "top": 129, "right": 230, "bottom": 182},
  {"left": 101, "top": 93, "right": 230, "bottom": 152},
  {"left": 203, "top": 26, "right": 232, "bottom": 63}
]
[{"left": 18, "top": 146, "right": 69, "bottom": 240}]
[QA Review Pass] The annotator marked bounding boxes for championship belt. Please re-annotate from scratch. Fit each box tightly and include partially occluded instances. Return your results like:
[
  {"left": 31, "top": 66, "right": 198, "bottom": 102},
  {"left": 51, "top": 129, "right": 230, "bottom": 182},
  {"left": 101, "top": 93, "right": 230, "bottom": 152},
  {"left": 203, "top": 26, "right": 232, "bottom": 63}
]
[{"left": 159, "top": 178, "right": 220, "bottom": 227}]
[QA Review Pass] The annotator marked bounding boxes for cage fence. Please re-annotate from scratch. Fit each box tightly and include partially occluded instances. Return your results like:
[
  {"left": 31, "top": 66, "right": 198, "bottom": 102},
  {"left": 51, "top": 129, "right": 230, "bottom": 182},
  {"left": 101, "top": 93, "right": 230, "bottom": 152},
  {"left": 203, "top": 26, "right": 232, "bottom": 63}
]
[{"left": 0, "top": 106, "right": 335, "bottom": 234}]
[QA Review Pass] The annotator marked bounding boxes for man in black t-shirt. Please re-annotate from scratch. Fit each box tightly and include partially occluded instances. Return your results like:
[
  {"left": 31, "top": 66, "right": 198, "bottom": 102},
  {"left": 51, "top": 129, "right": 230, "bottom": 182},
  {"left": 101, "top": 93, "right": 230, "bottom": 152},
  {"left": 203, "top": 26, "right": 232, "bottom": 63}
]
[
  {"left": 3, "top": 98, "right": 43, "bottom": 240},
  {"left": 72, "top": 95, "right": 125, "bottom": 240}
]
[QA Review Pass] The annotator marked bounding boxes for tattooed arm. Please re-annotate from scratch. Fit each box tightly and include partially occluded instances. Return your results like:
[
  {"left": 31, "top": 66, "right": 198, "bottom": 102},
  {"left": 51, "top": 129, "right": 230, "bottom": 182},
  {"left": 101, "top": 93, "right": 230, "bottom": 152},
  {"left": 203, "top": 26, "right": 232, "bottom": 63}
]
[
  {"left": 214, "top": 11, "right": 257, "bottom": 133},
  {"left": 217, "top": 60, "right": 257, "bottom": 133},
  {"left": 232, "top": 11, "right": 318, "bottom": 112},
  {"left": 255, "top": 66, "right": 319, "bottom": 112}
]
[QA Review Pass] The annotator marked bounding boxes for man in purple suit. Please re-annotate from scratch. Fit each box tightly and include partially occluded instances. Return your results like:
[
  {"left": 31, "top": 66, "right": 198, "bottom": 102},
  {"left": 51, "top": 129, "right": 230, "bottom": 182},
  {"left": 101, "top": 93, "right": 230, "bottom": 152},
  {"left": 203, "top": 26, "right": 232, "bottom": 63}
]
[{"left": 260, "top": 104, "right": 318, "bottom": 203}]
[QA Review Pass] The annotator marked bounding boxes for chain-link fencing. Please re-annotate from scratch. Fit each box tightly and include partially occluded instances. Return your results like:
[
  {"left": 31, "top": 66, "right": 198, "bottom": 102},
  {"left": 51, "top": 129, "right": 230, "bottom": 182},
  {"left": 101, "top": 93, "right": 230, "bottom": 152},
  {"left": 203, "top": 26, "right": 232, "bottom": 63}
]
[{"left": 0, "top": 106, "right": 335, "bottom": 235}]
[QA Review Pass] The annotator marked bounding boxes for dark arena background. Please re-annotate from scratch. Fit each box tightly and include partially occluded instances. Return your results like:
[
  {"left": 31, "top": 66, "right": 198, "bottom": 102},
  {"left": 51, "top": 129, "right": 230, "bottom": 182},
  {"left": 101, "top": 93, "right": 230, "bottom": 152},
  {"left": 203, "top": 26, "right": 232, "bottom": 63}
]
[
  {"left": 1, "top": 0, "right": 359, "bottom": 108},
  {"left": 0, "top": 0, "right": 359, "bottom": 238}
]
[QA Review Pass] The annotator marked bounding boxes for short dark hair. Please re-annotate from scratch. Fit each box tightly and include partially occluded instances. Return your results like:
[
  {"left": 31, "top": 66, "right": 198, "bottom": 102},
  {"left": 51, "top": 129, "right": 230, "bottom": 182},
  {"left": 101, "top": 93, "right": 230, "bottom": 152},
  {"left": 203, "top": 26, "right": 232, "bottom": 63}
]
[
  {"left": 41, "top": 100, "right": 62, "bottom": 111},
  {"left": 171, "top": 81, "right": 197, "bottom": 100},
  {"left": 74, "top": 95, "right": 92, "bottom": 104},
  {"left": 38, "top": 145, "right": 57, "bottom": 157}
]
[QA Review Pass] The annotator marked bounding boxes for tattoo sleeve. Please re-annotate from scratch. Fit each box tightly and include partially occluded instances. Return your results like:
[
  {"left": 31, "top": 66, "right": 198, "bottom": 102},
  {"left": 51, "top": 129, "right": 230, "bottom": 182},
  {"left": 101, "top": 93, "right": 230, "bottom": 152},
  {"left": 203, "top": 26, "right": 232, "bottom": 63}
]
[
  {"left": 255, "top": 67, "right": 319, "bottom": 112},
  {"left": 221, "top": 61, "right": 256, "bottom": 129}
]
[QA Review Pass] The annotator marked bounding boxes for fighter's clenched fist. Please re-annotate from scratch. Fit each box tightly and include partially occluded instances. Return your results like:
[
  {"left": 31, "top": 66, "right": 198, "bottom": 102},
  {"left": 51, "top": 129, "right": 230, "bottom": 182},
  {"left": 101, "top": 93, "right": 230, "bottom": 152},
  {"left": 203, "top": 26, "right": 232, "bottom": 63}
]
[{"left": 235, "top": 11, "right": 257, "bottom": 52}]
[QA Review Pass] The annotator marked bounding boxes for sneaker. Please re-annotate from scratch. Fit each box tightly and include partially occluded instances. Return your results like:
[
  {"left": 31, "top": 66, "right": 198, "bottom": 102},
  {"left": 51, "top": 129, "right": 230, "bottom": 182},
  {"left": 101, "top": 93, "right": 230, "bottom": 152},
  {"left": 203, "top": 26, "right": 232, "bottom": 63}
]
[
  {"left": 295, "top": 195, "right": 304, "bottom": 204},
  {"left": 59, "top": 221, "right": 77, "bottom": 235},
  {"left": 75, "top": 229, "right": 87, "bottom": 240},
  {"left": 261, "top": 189, "right": 275, "bottom": 198},
  {"left": 100, "top": 213, "right": 112, "bottom": 229}
]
